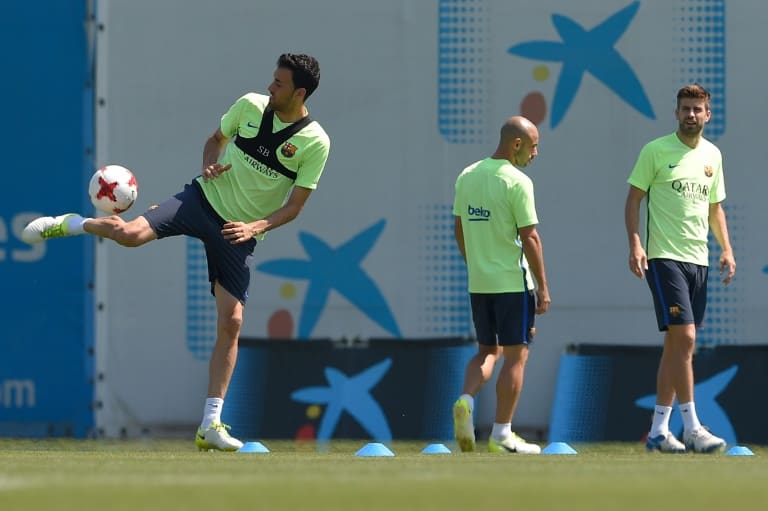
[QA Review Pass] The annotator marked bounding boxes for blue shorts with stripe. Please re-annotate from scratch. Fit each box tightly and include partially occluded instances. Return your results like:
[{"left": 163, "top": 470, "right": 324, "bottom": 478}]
[
  {"left": 142, "top": 180, "right": 257, "bottom": 304},
  {"left": 470, "top": 291, "right": 536, "bottom": 346},
  {"left": 645, "top": 258, "right": 708, "bottom": 331}
]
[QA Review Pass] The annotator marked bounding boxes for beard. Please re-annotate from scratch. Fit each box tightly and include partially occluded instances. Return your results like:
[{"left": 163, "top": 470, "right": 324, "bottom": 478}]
[
  {"left": 513, "top": 149, "right": 531, "bottom": 167},
  {"left": 679, "top": 121, "right": 704, "bottom": 135}
]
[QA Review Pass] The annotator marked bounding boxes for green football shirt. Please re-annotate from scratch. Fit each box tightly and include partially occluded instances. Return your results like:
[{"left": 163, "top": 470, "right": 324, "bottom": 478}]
[
  {"left": 197, "top": 93, "right": 330, "bottom": 227},
  {"left": 628, "top": 132, "right": 726, "bottom": 266},
  {"left": 453, "top": 158, "right": 538, "bottom": 293}
]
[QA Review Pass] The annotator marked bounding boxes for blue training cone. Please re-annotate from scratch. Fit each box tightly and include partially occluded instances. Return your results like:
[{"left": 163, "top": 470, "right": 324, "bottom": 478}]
[
  {"left": 542, "top": 442, "right": 578, "bottom": 455},
  {"left": 421, "top": 443, "right": 452, "bottom": 454},
  {"left": 355, "top": 442, "right": 395, "bottom": 457},
  {"left": 726, "top": 445, "right": 754, "bottom": 456},
  {"left": 237, "top": 441, "right": 270, "bottom": 453}
]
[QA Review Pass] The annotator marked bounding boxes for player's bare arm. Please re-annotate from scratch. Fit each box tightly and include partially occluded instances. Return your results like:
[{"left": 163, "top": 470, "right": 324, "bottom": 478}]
[
  {"left": 709, "top": 201, "right": 736, "bottom": 284},
  {"left": 222, "top": 186, "right": 313, "bottom": 244},
  {"left": 519, "top": 224, "right": 550, "bottom": 314},
  {"left": 453, "top": 216, "right": 467, "bottom": 262},
  {"left": 202, "top": 128, "right": 232, "bottom": 182},
  {"left": 624, "top": 185, "right": 648, "bottom": 278}
]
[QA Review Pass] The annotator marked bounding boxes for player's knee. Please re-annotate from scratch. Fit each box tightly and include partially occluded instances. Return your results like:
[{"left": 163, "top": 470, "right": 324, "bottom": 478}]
[
  {"left": 112, "top": 219, "right": 150, "bottom": 247},
  {"left": 665, "top": 329, "right": 696, "bottom": 357},
  {"left": 218, "top": 314, "right": 243, "bottom": 339}
]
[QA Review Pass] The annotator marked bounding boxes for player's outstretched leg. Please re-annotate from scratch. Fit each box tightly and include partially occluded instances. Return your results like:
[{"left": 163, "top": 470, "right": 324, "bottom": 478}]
[
  {"left": 22, "top": 214, "right": 86, "bottom": 243},
  {"left": 195, "top": 422, "right": 244, "bottom": 452}
]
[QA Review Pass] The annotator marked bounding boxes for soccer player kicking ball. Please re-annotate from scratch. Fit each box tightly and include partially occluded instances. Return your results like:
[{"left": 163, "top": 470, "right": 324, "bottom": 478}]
[{"left": 23, "top": 53, "right": 331, "bottom": 451}]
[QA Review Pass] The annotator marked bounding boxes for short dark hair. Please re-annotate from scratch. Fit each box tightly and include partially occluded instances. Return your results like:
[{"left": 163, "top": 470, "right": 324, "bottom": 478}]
[
  {"left": 677, "top": 83, "right": 711, "bottom": 110},
  {"left": 277, "top": 53, "right": 320, "bottom": 100}
]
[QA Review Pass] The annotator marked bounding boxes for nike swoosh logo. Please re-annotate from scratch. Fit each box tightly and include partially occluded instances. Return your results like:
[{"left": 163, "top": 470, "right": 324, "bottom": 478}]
[
  {"left": 668, "top": 164, "right": 679, "bottom": 169},
  {"left": 247, "top": 122, "right": 259, "bottom": 129}
]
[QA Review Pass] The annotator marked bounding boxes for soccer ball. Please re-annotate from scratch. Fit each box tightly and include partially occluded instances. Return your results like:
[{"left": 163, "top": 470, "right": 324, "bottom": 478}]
[{"left": 89, "top": 165, "right": 139, "bottom": 214}]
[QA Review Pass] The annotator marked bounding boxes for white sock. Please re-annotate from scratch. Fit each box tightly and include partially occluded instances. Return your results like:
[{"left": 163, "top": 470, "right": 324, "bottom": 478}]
[
  {"left": 679, "top": 401, "right": 702, "bottom": 433},
  {"left": 649, "top": 405, "right": 673, "bottom": 437},
  {"left": 459, "top": 394, "right": 474, "bottom": 412},
  {"left": 64, "top": 214, "right": 88, "bottom": 235},
  {"left": 200, "top": 397, "right": 224, "bottom": 430},
  {"left": 491, "top": 422, "right": 511, "bottom": 440}
]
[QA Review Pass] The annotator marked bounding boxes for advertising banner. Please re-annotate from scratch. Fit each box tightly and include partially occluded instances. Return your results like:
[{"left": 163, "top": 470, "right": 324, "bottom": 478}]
[
  {"left": 0, "top": 1, "right": 94, "bottom": 437},
  {"left": 224, "top": 338, "right": 475, "bottom": 441},
  {"left": 549, "top": 344, "right": 768, "bottom": 444}
]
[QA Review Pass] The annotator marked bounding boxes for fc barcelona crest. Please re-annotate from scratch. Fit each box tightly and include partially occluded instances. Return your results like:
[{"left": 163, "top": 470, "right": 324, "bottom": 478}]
[{"left": 281, "top": 142, "right": 298, "bottom": 158}]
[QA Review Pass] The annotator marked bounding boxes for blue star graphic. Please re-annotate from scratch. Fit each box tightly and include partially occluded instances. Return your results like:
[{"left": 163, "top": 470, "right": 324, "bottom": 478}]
[
  {"left": 508, "top": 1, "right": 654, "bottom": 128},
  {"left": 635, "top": 365, "right": 738, "bottom": 444},
  {"left": 257, "top": 219, "right": 401, "bottom": 338},
  {"left": 291, "top": 358, "right": 393, "bottom": 441}
]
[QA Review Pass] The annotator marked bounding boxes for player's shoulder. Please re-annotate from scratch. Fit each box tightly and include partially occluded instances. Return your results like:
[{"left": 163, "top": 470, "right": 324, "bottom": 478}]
[
  {"left": 496, "top": 159, "right": 531, "bottom": 182},
  {"left": 456, "top": 158, "right": 486, "bottom": 178},
  {"left": 454, "top": 159, "right": 482, "bottom": 187},
  {"left": 481, "top": 159, "right": 532, "bottom": 189},
  {"left": 236, "top": 92, "right": 270, "bottom": 110},
  {"left": 697, "top": 135, "right": 722, "bottom": 157},
  {"left": 303, "top": 116, "right": 330, "bottom": 146},
  {"left": 508, "top": 166, "right": 533, "bottom": 189},
  {"left": 643, "top": 132, "right": 677, "bottom": 150}
]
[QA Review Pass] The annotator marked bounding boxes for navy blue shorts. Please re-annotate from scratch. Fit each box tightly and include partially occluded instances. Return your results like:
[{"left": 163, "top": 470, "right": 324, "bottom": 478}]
[
  {"left": 470, "top": 291, "right": 536, "bottom": 346},
  {"left": 646, "top": 258, "right": 708, "bottom": 331},
  {"left": 142, "top": 181, "right": 257, "bottom": 304}
]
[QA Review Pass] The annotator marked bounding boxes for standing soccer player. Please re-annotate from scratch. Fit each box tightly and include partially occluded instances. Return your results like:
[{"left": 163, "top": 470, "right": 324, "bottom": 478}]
[
  {"left": 451, "top": 116, "right": 551, "bottom": 454},
  {"left": 23, "top": 53, "right": 331, "bottom": 451},
  {"left": 625, "top": 83, "right": 735, "bottom": 453}
]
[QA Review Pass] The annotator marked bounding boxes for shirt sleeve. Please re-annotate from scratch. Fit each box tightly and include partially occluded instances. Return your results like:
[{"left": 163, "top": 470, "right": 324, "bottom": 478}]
[
  {"left": 627, "top": 143, "right": 656, "bottom": 191},
  {"left": 453, "top": 175, "right": 463, "bottom": 217},
  {"left": 710, "top": 155, "right": 726, "bottom": 204},
  {"left": 219, "top": 95, "right": 248, "bottom": 138},
  {"left": 294, "top": 129, "right": 331, "bottom": 190},
  {"left": 511, "top": 177, "right": 538, "bottom": 228}
]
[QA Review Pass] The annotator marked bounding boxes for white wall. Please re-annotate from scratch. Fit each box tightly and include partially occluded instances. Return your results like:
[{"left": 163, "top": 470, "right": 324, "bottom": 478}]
[{"left": 94, "top": 0, "right": 767, "bottom": 436}]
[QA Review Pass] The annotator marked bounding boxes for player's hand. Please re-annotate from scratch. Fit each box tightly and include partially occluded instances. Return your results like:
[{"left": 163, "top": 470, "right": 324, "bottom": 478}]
[
  {"left": 719, "top": 251, "right": 736, "bottom": 285},
  {"left": 628, "top": 246, "right": 648, "bottom": 279},
  {"left": 222, "top": 221, "right": 255, "bottom": 244},
  {"left": 202, "top": 163, "right": 231, "bottom": 182},
  {"left": 535, "top": 287, "right": 551, "bottom": 315}
]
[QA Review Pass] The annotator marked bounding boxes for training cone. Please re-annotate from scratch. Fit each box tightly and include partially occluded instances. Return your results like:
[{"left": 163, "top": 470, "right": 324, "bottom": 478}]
[
  {"left": 542, "top": 442, "right": 578, "bottom": 455},
  {"left": 237, "top": 441, "right": 270, "bottom": 453},
  {"left": 726, "top": 445, "right": 754, "bottom": 456},
  {"left": 355, "top": 442, "right": 395, "bottom": 457},
  {"left": 421, "top": 443, "right": 451, "bottom": 454}
]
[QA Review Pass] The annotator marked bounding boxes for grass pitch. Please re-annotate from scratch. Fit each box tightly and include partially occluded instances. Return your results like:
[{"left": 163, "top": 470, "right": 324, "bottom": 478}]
[{"left": 0, "top": 439, "right": 766, "bottom": 511}]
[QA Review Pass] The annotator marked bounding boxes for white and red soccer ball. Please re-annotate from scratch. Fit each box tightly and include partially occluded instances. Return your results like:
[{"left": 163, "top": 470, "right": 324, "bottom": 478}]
[{"left": 89, "top": 165, "right": 139, "bottom": 214}]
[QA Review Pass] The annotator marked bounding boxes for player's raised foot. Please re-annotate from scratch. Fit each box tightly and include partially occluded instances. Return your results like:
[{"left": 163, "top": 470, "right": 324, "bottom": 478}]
[
  {"left": 488, "top": 432, "right": 541, "bottom": 454},
  {"left": 683, "top": 426, "right": 726, "bottom": 453},
  {"left": 195, "top": 422, "right": 243, "bottom": 452},
  {"left": 646, "top": 431, "right": 686, "bottom": 453},
  {"left": 453, "top": 398, "right": 476, "bottom": 452},
  {"left": 21, "top": 214, "right": 82, "bottom": 243}
]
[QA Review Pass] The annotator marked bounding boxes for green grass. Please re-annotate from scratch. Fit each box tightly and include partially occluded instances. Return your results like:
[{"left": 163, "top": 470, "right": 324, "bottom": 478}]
[{"left": 0, "top": 440, "right": 766, "bottom": 511}]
